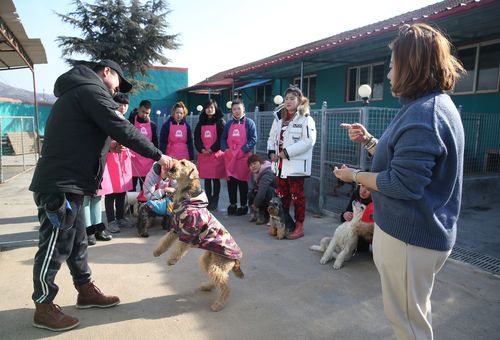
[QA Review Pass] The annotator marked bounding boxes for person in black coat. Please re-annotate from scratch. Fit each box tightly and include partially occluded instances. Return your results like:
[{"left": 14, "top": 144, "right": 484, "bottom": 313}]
[{"left": 29, "top": 60, "right": 173, "bottom": 332}]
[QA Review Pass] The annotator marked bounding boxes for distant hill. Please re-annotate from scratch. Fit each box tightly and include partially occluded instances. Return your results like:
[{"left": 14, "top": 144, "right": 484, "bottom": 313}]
[{"left": 0, "top": 81, "right": 56, "bottom": 104}]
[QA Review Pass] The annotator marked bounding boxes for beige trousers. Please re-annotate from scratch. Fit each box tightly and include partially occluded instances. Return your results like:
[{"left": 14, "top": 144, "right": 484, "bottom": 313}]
[{"left": 373, "top": 224, "right": 451, "bottom": 340}]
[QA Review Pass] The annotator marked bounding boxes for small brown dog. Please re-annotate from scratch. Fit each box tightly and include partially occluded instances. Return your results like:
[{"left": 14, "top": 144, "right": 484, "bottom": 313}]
[
  {"left": 153, "top": 159, "right": 244, "bottom": 312},
  {"left": 267, "top": 196, "right": 295, "bottom": 240}
]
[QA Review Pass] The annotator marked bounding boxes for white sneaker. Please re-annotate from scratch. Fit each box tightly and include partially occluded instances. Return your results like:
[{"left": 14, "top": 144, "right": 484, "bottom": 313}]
[{"left": 107, "top": 220, "right": 120, "bottom": 233}]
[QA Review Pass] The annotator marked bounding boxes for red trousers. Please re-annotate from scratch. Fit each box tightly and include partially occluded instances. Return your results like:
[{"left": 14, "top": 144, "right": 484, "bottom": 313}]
[{"left": 277, "top": 176, "right": 305, "bottom": 223}]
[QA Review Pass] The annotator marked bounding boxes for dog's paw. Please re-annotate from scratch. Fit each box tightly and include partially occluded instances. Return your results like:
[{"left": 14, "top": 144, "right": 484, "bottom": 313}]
[
  {"left": 333, "top": 261, "right": 343, "bottom": 270},
  {"left": 210, "top": 302, "right": 224, "bottom": 312},
  {"left": 138, "top": 230, "right": 149, "bottom": 238},
  {"left": 167, "top": 258, "right": 177, "bottom": 266},
  {"left": 276, "top": 227, "right": 286, "bottom": 240},
  {"left": 153, "top": 249, "right": 162, "bottom": 257},
  {"left": 319, "top": 256, "right": 329, "bottom": 265},
  {"left": 309, "top": 245, "right": 321, "bottom": 252},
  {"left": 199, "top": 282, "right": 214, "bottom": 292}
]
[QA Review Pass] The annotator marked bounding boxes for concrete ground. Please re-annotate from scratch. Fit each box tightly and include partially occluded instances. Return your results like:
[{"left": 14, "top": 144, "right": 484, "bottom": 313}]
[{"left": 1, "top": 170, "right": 499, "bottom": 340}]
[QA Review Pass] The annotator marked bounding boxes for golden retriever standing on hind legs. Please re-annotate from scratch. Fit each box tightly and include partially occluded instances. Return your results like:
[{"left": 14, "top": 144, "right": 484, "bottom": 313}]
[{"left": 153, "top": 159, "right": 244, "bottom": 312}]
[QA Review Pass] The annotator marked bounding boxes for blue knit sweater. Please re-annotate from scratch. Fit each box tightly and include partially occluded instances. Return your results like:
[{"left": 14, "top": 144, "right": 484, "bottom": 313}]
[{"left": 371, "top": 91, "right": 464, "bottom": 251}]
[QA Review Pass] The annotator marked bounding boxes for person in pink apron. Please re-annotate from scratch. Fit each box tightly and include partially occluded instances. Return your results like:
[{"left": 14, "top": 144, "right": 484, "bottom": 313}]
[
  {"left": 194, "top": 99, "right": 226, "bottom": 211},
  {"left": 97, "top": 93, "right": 134, "bottom": 234},
  {"left": 128, "top": 100, "right": 158, "bottom": 193},
  {"left": 221, "top": 99, "right": 257, "bottom": 216},
  {"left": 159, "top": 101, "right": 194, "bottom": 161}
]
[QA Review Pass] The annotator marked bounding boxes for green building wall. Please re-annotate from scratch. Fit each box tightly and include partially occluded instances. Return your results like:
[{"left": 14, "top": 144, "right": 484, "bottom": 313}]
[
  {"left": 128, "top": 67, "right": 188, "bottom": 127},
  {"left": 0, "top": 100, "right": 52, "bottom": 136}
]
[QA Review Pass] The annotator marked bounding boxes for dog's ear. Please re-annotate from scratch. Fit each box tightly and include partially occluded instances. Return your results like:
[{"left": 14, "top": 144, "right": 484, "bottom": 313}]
[{"left": 188, "top": 167, "right": 199, "bottom": 180}]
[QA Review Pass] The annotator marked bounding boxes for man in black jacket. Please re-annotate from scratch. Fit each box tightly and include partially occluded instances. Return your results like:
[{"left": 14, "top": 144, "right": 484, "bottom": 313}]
[{"left": 29, "top": 60, "right": 173, "bottom": 332}]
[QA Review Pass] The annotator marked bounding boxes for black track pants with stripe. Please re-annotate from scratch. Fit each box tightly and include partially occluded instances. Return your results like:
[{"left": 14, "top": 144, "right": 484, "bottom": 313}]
[{"left": 32, "top": 192, "right": 91, "bottom": 303}]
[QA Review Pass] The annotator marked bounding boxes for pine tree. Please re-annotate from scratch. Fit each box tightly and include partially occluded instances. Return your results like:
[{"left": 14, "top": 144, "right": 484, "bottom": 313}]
[{"left": 56, "top": 0, "right": 180, "bottom": 92}]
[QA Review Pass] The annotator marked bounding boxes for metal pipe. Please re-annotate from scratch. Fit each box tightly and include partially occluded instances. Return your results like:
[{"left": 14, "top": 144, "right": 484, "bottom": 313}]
[
  {"left": 0, "top": 119, "right": 3, "bottom": 183},
  {"left": 359, "top": 106, "right": 369, "bottom": 170},
  {"left": 32, "top": 68, "right": 42, "bottom": 155},
  {"left": 300, "top": 61, "right": 304, "bottom": 90},
  {"left": 21, "top": 118, "right": 26, "bottom": 171},
  {"left": 318, "top": 101, "right": 328, "bottom": 212}
]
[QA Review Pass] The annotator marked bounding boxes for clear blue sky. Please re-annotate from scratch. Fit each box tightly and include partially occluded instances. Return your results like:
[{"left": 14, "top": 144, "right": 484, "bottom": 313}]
[{"left": 0, "top": 0, "right": 437, "bottom": 94}]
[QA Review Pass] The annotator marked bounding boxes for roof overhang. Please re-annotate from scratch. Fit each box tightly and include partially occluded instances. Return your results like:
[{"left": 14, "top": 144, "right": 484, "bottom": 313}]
[
  {"left": 0, "top": 0, "right": 47, "bottom": 71},
  {"left": 234, "top": 79, "right": 271, "bottom": 91},
  {"left": 177, "top": 78, "right": 247, "bottom": 94},
  {"left": 225, "top": 0, "right": 500, "bottom": 81}
]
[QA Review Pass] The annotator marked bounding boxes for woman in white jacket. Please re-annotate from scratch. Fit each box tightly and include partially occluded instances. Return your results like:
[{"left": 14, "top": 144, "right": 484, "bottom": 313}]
[{"left": 267, "top": 86, "right": 316, "bottom": 239}]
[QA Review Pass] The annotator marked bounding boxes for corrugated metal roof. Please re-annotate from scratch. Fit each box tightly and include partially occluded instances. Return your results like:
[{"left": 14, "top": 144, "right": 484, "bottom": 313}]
[
  {"left": 192, "top": 0, "right": 494, "bottom": 85},
  {"left": 0, "top": 0, "right": 47, "bottom": 70}
]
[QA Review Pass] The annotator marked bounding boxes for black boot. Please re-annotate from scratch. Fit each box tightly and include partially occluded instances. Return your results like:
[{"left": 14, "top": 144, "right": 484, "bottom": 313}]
[
  {"left": 86, "top": 225, "right": 97, "bottom": 246},
  {"left": 95, "top": 223, "right": 112, "bottom": 241},
  {"left": 227, "top": 204, "right": 237, "bottom": 215},
  {"left": 236, "top": 205, "right": 248, "bottom": 216}
]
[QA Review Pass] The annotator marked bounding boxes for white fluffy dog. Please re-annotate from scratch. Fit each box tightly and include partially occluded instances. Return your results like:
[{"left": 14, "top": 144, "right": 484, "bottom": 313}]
[
  {"left": 125, "top": 191, "right": 140, "bottom": 217},
  {"left": 309, "top": 201, "right": 365, "bottom": 269}
]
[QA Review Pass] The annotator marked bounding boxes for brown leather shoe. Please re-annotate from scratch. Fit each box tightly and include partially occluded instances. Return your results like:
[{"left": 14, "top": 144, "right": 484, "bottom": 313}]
[
  {"left": 33, "top": 302, "right": 79, "bottom": 332},
  {"left": 76, "top": 281, "right": 120, "bottom": 309}
]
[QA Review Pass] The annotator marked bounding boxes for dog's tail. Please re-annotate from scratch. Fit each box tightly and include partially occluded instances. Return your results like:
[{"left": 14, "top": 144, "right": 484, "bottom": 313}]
[{"left": 232, "top": 260, "right": 244, "bottom": 279}]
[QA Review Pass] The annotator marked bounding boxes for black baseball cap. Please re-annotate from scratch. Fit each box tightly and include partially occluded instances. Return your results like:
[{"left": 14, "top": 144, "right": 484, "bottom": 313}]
[{"left": 96, "top": 59, "right": 133, "bottom": 93}]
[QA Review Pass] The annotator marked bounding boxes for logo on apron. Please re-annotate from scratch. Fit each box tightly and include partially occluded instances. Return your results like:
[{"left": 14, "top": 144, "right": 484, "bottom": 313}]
[
  {"left": 175, "top": 130, "right": 183, "bottom": 137},
  {"left": 204, "top": 130, "right": 212, "bottom": 138},
  {"left": 232, "top": 129, "right": 240, "bottom": 137},
  {"left": 140, "top": 127, "right": 148, "bottom": 135}
]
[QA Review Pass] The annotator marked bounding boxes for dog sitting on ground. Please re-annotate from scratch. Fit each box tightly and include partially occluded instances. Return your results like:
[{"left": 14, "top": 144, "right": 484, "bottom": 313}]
[
  {"left": 267, "top": 196, "right": 295, "bottom": 240},
  {"left": 153, "top": 159, "right": 244, "bottom": 312},
  {"left": 309, "top": 201, "right": 365, "bottom": 269},
  {"left": 136, "top": 202, "right": 171, "bottom": 237}
]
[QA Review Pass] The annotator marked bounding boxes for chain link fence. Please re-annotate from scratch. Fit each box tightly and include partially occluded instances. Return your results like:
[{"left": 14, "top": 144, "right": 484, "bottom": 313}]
[
  {"left": 246, "top": 104, "right": 500, "bottom": 214},
  {"left": 0, "top": 116, "right": 39, "bottom": 183},
  {"left": 143, "top": 104, "right": 500, "bottom": 214}
]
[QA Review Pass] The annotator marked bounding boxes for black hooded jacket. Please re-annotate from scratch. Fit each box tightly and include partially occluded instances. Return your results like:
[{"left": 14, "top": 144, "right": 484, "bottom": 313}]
[{"left": 29, "top": 65, "right": 162, "bottom": 195}]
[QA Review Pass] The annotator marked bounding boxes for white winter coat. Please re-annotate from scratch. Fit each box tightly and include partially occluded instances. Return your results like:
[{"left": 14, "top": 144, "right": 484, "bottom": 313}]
[{"left": 267, "top": 105, "right": 316, "bottom": 178}]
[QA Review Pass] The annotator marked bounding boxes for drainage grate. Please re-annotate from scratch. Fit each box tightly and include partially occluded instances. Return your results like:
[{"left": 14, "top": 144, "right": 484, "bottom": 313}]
[{"left": 450, "top": 246, "right": 500, "bottom": 275}]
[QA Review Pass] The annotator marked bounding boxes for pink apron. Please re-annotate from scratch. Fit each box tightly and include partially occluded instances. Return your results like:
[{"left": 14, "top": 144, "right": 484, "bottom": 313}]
[
  {"left": 166, "top": 121, "right": 190, "bottom": 160},
  {"left": 130, "top": 116, "right": 155, "bottom": 177},
  {"left": 98, "top": 148, "right": 133, "bottom": 196},
  {"left": 197, "top": 124, "right": 225, "bottom": 179},
  {"left": 223, "top": 118, "right": 251, "bottom": 181}
]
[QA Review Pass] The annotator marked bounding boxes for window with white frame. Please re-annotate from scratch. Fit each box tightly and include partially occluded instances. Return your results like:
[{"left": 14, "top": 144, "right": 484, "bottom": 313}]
[
  {"left": 255, "top": 84, "right": 273, "bottom": 111},
  {"left": 454, "top": 41, "right": 500, "bottom": 94},
  {"left": 293, "top": 75, "right": 317, "bottom": 103},
  {"left": 346, "top": 63, "right": 385, "bottom": 102}
]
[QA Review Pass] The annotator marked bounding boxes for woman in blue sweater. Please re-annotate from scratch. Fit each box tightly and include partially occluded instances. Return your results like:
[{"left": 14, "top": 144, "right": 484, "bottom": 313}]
[{"left": 334, "top": 23, "right": 465, "bottom": 340}]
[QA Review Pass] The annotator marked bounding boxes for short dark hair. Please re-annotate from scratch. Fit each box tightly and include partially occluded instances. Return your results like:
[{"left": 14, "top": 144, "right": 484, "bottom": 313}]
[
  {"left": 201, "top": 99, "right": 223, "bottom": 121},
  {"left": 113, "top": 93, "right": 130, "bottom": 104},
  {"left": 139, "top": 100, "right": 152, "bottom": 109},
  {"left": 231, "top": 99, "right": 245, "bottom": 108},
  {"left": 247, "top": 154, "right": 263, "bottom": 167}
]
